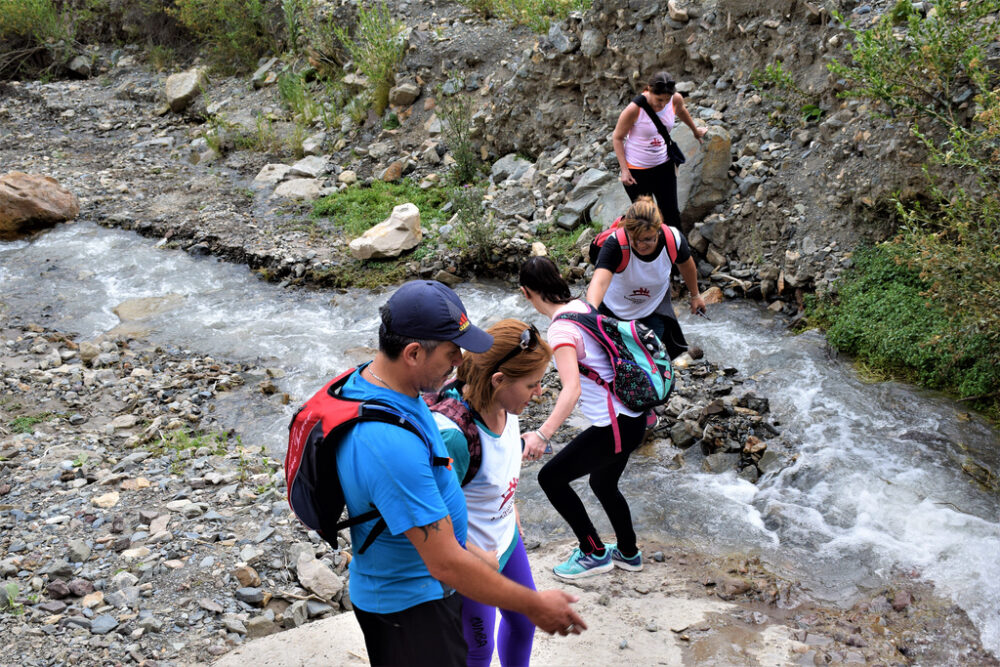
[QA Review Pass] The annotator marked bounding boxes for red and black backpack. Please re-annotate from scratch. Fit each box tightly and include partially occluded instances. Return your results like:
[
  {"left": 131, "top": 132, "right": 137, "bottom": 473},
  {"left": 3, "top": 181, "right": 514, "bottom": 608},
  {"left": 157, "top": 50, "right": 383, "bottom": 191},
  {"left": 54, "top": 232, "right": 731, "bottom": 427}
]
[
  {"left": 285, "top": 364, "right": 480, "bottom": 553},
  {"left": 588, "top": 216, "right": 681, "bottom": 272}
]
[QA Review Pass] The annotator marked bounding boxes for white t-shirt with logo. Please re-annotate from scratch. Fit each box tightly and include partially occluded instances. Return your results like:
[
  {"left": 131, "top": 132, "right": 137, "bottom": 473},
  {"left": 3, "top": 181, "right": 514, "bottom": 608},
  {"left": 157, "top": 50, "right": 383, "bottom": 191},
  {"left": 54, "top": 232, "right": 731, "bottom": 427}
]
[{"left": 434, "top": 409, "right": 521, "bottom": 561}]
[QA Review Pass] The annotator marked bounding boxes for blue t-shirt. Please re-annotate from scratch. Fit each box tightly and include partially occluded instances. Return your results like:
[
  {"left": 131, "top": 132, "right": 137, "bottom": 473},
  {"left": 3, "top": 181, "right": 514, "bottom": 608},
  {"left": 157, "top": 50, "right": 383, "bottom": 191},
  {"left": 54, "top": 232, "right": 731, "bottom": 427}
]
[{"left": 336, "top": 369, "right": 468, "bottom": 614}]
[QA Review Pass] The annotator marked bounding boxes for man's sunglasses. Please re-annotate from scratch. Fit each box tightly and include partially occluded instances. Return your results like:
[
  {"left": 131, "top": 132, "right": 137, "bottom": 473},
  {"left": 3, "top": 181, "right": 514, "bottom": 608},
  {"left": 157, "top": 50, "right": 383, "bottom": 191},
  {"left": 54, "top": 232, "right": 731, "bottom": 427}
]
[{"left": 490, "top": 324, "right": 540, "bottom": 374}]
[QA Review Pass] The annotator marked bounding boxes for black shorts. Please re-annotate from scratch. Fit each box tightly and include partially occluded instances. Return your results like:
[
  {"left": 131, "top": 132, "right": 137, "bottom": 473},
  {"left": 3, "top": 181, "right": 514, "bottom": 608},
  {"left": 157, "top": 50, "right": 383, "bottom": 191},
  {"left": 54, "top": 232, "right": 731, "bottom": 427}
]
[{"left": 353, "top": 594, "right": 467, "bottom": 667}]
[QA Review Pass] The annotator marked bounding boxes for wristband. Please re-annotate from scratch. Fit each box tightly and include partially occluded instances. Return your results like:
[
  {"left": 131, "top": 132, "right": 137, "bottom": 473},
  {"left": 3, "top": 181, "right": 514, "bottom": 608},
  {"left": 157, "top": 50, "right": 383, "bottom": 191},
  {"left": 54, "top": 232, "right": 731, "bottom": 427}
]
[{"left": 533, "top": 430, "right": 552, "bottom": 447}]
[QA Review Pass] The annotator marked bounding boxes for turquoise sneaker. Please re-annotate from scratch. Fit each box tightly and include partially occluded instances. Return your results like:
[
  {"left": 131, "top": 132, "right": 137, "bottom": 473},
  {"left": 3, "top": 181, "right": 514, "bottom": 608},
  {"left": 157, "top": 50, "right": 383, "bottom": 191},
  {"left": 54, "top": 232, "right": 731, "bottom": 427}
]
[
  {"left": 607, "top": 542, "right": 643, "bottom": 572},
  {"left": 553, "top": 547, "right": 613, "bottom": 580}
]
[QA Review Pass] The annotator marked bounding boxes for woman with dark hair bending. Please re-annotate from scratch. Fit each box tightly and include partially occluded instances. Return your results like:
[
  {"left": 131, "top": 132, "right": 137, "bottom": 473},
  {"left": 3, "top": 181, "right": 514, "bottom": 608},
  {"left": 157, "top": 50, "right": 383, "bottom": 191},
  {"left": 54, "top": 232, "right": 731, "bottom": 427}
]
[
  {"left": 518, "top": 257, "right": 646, "bottom": 580},
  {"left": 433, "top": 318, "right": 553, "bottom": 666},
  {"left": 613, "top": 70, "right": 707, "bottom": 228}
]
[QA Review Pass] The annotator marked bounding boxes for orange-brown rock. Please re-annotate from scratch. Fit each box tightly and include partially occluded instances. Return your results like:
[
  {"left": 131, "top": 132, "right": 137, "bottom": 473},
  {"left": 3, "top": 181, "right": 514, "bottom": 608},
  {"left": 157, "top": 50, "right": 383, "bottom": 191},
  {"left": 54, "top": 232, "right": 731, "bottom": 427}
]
[{"left": 0, "top": 172, "right": 80, "bottom": 237}]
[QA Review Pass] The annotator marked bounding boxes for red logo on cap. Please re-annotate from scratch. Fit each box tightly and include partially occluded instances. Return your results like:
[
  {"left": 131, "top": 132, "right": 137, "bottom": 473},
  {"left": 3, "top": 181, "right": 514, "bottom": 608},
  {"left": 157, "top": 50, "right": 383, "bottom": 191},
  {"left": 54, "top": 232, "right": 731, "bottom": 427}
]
[{"left": 457, "top": 312, "right": 470, "bottom": 331}]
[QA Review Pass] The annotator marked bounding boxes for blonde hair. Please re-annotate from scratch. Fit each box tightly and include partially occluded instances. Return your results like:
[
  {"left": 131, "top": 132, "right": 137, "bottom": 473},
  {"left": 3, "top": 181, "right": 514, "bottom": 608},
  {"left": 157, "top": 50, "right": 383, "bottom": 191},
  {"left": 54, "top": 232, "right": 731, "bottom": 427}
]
[
  {"left": 621, "top": 195, "right": 662, "bottom": 237},
  {"left": 456, "top": 318, "right": 552, "bottom": 413}
]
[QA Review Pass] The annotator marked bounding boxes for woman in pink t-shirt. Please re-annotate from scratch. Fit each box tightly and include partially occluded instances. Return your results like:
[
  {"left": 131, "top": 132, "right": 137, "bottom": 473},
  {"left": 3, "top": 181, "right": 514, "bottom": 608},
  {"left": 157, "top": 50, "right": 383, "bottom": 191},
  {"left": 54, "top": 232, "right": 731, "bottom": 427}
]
[
  {"left": 518, "top": 257, "right": 647, "bottom": 580},
  {"left": 613, "top": 71, "right": 707, "bottom": 229}
]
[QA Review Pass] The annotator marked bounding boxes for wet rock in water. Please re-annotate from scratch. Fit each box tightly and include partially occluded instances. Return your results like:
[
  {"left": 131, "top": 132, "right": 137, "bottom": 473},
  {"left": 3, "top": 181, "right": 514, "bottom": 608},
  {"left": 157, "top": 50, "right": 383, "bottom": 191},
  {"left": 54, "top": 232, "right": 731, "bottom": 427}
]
[
  {"left": 702, "top": 452, "right": 740, "bottom": 473},
  {"left": 891, "top": 589, "right": 913, "bottom": 611}
]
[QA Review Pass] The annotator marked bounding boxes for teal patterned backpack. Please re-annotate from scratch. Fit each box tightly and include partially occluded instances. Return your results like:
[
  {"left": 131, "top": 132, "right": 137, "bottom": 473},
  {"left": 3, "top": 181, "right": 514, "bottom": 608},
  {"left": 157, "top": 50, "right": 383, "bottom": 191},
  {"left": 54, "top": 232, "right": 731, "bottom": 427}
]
[{"left": 554, "top": 304, "right": 675, "bottom": 452}]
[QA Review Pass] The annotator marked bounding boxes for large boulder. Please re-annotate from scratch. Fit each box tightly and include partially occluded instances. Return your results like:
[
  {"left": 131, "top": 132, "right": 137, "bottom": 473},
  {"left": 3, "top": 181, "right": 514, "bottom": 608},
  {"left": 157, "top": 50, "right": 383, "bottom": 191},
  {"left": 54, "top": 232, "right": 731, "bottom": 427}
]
[
  {"left": 165, "top": 67, "right": 208, "bottom": 113},
  {"left": 348, "top": 203, "right": 422, "bottom": 260},
  {"left": 590, "top": 180, "right": 632, "bottom": 229},
  {"left": 0, "top": 172, "right": 80, "bottom": 237},
  {"left": 676, "top": 125, "right": 732, "bottom": 231}
]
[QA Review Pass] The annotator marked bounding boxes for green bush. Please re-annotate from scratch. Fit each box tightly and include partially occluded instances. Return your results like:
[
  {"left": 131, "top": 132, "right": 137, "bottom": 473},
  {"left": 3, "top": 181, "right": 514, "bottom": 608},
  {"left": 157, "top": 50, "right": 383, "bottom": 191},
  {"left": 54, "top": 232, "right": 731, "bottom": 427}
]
[
  {"left": 312, "top": 180, "right": 450, "bottom": 238},
  {"left": 437, "top": 89, "right": 481, "bottom": 184},
  {"left": 819, "top": 0, "right": 1000, "bottom": 415},
  {"left": 169, "top": 0, "right": 280, "bottom": 72},
  {"left": 808, "top": 244, "right": 1000, "bottom": 403},
  {"left": 448, "top": 183, "right": 495, "bottom": 263},
  {"left": 332, "top": 1, "right": 405, "bottom": 115},
  {"left": 0, "top": 0, "right": 69, "bottom": 77},
  {"left": 0, "top": 0, "right": 63, "bottom": 42}
]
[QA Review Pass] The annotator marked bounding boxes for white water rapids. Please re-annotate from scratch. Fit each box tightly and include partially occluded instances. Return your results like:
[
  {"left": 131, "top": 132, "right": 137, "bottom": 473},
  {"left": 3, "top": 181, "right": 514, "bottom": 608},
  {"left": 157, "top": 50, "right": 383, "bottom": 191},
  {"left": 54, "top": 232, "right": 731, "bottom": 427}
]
[{"left": 2, "top": 222, "right": 998, "bottom": 655}]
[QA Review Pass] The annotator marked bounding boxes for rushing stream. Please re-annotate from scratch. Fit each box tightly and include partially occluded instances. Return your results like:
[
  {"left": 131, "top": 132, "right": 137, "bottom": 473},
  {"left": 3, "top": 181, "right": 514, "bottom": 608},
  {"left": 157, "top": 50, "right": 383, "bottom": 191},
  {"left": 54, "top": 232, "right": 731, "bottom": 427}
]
[{"left": 3, "top": 222, "right": 999, "bottom": 655}]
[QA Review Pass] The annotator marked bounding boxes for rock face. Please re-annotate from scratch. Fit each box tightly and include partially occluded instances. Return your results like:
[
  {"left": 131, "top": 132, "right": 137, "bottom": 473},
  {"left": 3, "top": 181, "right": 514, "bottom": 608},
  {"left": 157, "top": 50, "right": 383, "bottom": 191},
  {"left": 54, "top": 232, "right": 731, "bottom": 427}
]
[
  {"left": 165, "top": 67, "right": 208, "bottom": 113},
  {"left": 0, "top": 172, "right": 80, "bottom": 237},
  {"left": 348, "top": 203, "right": 422, "bottom": 260},
  {"left": 677, "top": 126, "right": 733, "bottom": 229}
]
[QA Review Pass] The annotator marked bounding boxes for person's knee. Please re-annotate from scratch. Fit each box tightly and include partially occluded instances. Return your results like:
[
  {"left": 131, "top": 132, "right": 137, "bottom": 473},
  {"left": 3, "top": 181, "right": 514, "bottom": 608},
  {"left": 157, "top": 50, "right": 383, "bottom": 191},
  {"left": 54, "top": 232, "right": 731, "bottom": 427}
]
[{"left": 536, "top": 462, "right": 559, "bottom": 492}]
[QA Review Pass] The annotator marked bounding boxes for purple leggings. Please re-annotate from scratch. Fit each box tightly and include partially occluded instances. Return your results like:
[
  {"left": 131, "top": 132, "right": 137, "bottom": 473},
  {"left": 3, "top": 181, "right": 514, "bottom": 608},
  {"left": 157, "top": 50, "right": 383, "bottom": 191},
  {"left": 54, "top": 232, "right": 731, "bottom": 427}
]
[{"left": 461, "top": 533, "right": 536, "bottom": 667}]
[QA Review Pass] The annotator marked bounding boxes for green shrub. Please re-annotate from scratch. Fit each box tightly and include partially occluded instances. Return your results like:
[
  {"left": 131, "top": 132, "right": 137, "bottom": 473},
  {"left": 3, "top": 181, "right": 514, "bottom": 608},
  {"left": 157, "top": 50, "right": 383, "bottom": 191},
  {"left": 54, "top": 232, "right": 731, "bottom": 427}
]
[
  {"left": 822, "top": 0, "right": 1000, "bottom": 414},
  {"left": 809, "top": 243, "right": 1000, "bottom": 408},
  {"left": 437, "top": 89, "right": 481, "bottom": 184},
  {"left": 448, "top": 183, "right": 495, "bottom": 263},
  {"left": 0, "top": 0, "right": 63, "bottom": 42},
  {"left": 750, "top": 60, "right": 824, "bottom": 126},
  {"left": 312, "top": 180, "right": 450, "bottom": 238},
  {"left": 332, "top": 1, "right": 404, "bottom": 115},
  {"left": 169, "top": 0, "right": 279, "bottom": 72}
]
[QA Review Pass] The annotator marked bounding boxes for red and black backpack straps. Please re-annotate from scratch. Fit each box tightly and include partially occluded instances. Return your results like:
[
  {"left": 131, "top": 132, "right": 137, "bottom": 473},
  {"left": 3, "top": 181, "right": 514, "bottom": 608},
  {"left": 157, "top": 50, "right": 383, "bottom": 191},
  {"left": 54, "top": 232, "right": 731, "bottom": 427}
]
[
  {"left": 590, "top": 217, "right": 680, "bottom": 273},
  {"left": 424, "top": 379, "right": 483, "bottom": 486},
  {"left": 285, "top": 364, "right": 450, "bottom": 554}
]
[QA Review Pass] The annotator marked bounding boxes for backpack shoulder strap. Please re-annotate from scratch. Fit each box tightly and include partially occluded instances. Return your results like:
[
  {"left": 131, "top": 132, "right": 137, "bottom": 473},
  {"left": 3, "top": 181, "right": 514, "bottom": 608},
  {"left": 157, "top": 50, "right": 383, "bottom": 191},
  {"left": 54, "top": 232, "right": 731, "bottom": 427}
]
[
  {"left": 662, "top": 224, "right": 680, "bottom": 263},
  {"left": 633, "top": 93, "right": 677, "bottom": 147},
  {"left": 426, "top": 391, "right": 482, "bottom": 486},
  {"left": 613, "top": 227, "right": 630, "bottom": 273}
]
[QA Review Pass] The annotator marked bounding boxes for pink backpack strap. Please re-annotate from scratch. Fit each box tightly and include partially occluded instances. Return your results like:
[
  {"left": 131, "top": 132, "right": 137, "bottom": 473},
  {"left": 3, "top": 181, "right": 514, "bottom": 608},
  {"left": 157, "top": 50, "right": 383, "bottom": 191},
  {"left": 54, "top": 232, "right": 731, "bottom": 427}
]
[{"left": 662, "top": 224, "right": 680, "bottom": 263}]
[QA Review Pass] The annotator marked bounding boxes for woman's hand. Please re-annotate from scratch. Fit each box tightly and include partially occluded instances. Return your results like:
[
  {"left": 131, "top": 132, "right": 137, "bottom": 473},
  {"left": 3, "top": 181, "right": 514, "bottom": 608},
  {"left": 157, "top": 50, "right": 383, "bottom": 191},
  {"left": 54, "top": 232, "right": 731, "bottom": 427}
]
[
  {"left": 522, "top": 431, "right": 547, "bottom": 461},
  {"left": 620, "top": 168, "right": 636, "bottom": 186},
  {"left": 689, "top": 293, "right": 707, "bottom": 316},
  {"left": 693, "top": 126, "right": 708, "bottom": 143}
]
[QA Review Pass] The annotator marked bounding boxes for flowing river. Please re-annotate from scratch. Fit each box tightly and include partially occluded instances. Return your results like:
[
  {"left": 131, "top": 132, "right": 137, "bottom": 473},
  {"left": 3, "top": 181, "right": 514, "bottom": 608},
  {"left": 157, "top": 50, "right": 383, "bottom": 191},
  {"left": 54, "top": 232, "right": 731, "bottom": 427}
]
[{"left": 2, "top": 222, "right": 998, "bottom": 656}]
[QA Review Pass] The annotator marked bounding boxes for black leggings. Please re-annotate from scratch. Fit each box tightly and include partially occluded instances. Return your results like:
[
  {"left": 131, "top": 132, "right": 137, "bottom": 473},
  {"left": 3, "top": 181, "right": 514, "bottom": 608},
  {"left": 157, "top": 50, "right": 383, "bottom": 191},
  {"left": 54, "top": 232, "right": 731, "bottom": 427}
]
[
  {"left": 625, "top": 161, "right": 680, "bottom": 229},
  {"left": 537, "top": 412, "right": 646, "bottom": 556}
]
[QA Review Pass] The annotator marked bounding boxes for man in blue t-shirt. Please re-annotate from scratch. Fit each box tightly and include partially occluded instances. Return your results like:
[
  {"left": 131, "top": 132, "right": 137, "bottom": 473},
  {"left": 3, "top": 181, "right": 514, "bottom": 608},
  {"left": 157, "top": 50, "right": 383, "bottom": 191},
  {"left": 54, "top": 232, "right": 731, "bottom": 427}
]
[{"left": 336, "top": 280, "right": 586, "bottom": 666}]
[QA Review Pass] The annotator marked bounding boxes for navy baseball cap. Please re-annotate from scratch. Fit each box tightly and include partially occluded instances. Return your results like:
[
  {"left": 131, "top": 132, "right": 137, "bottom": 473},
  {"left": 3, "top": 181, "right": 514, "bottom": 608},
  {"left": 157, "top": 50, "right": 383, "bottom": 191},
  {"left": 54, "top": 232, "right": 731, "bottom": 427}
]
[{"left": 385, "top": 281, "right": 493, "bottom": 353}]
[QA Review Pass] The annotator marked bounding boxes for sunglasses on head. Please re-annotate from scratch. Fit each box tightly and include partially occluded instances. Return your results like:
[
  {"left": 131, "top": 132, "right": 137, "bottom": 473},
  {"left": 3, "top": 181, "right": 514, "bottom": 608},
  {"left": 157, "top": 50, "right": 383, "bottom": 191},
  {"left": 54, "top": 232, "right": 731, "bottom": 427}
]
[{"left": 490, "top": 324, "right": 540, "bottom": 375}]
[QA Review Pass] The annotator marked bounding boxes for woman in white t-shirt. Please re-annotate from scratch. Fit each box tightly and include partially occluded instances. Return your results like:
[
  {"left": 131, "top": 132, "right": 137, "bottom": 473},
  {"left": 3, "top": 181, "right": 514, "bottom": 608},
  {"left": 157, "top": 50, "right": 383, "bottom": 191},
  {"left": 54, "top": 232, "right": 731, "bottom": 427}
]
[
  {"left": 587, "top": 196, "right": 706, "bottom": 359},
  {"left": 433, "top": 319, "right": 553, "bottom": 667},
  {"left": 518, "top": 257, "right": 647, "bottom": 580}
]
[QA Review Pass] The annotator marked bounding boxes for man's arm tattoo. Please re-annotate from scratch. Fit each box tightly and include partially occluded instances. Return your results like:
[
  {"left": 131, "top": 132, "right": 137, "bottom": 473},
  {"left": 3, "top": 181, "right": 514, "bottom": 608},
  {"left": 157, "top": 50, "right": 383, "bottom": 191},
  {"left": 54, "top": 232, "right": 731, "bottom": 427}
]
[{"left": 416, "top": 518, "right": 447, "bottom": 542}]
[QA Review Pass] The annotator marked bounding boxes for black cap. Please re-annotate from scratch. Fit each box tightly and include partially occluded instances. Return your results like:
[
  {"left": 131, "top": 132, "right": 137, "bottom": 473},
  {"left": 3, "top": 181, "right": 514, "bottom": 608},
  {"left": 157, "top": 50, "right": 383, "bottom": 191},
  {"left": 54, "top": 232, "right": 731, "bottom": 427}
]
[{"left": 385, "top": 281, "right": 493, "bottom": 353}]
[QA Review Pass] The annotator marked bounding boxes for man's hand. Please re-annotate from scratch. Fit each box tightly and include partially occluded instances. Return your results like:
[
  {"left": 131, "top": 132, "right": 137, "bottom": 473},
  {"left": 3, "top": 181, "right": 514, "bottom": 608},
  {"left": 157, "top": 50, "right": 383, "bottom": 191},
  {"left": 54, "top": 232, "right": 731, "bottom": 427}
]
[{"left": 529, "top": 590, "right": 587, "bottom": 636}]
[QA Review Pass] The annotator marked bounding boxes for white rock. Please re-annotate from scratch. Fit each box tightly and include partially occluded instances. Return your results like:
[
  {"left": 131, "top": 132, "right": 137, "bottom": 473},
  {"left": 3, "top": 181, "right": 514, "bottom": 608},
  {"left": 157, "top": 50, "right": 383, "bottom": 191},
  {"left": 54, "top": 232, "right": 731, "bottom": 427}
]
[
  {"left": 272, "top": 179, "right": 327, "bottom": 202},
  {"left": 348, "top": 203, "right": 422, "bottom": 260},
  {"left": 253, "top": 164, "right": 292, "bottom": 188},
  {"left": 287, "top": 155, "right": 329, "bottom": 179},
  {"left": 165, "top": 67, "right": 208, "bottom": 113},
  {"left": 296, "top": 553, "right": 344, "bottom": 600}
]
